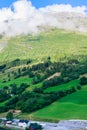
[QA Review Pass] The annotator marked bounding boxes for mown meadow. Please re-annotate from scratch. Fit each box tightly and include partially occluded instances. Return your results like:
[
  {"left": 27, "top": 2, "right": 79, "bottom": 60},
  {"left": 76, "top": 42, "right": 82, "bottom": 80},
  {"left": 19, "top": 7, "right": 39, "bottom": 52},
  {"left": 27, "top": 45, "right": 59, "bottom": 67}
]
[{"left": 30, "top": 84, "right": 87, "bottom": 121}]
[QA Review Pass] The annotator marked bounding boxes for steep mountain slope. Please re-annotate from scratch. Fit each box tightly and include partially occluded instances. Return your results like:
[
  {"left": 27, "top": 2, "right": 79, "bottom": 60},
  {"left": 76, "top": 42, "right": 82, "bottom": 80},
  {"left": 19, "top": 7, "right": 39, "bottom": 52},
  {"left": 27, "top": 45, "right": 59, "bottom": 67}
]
[
  {"left": 0, "top": 29, "right": 87, "bottom": 121},
  {"left": 0, "top": 29, "right": 87, "bottom": 63}
]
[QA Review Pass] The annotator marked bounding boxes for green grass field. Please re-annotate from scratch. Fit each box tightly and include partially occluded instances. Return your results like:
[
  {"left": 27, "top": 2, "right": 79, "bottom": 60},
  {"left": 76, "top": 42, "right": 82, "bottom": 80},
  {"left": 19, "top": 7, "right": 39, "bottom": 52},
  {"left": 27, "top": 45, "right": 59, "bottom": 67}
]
[
  {"left": 27, "top": 82, "right": 42, "bottom": 91},
  {"left": 0, "top": 76, "right": 32, "bottom": 88},
  {"left": 0, "top": 29, "right": 87, "bottom": 63},
  {"left": 29, "top": 85, "right": 87, "bottom": 121},
  {"left": 44, "top": 79, "right": 79, "bottom": 93}
]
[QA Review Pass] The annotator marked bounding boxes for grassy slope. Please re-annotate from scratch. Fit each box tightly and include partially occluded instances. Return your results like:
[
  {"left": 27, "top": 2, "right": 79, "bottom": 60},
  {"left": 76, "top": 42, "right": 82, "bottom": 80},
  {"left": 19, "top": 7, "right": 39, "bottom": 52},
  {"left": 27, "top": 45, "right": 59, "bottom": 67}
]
[
  {"left": 44, "top": 79, "right": 79, "bottom": 93},
  {"left": 1, "top": 29, "right": 87, "bottom": 121},
  {"left": 0, "top": 29, "right": 87, "bottom": 63},
  {"left": 30, "top": 85, "right": 87, "bottom": 121},
  {"left": 0, "top": 77, "right": 32, "bottom": 88}
]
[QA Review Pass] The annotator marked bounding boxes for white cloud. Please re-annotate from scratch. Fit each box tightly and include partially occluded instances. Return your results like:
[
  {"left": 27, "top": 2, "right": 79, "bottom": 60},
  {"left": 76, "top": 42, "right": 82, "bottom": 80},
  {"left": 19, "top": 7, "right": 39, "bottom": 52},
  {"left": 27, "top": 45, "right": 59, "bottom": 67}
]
[
  {"left": 13, "top": 0, "right": 36, "bottom": 20},
  {"left": 39, "top": 4, "right": 87, "bottom": 13},
  {"left": 0, "top": 0, "right": 87, "bottom": 36},
  {"left": 0, "top": 8, "right": 13, "bottom": 21}
]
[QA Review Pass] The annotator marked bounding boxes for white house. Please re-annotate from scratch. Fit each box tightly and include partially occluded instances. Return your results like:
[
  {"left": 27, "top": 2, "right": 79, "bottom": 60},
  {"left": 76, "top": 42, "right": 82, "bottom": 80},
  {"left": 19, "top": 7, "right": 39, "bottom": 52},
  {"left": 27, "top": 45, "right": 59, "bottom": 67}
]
[{"left": 18, "top": 120, "right": 30, "bottom": 128}]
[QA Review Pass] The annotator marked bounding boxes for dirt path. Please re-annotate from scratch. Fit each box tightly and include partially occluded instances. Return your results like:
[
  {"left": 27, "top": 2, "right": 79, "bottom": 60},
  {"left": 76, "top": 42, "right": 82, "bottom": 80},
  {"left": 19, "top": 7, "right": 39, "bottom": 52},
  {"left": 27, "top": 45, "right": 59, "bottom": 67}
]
[{"left": 45, "top": 72, "right": 61, "bottom": 81}]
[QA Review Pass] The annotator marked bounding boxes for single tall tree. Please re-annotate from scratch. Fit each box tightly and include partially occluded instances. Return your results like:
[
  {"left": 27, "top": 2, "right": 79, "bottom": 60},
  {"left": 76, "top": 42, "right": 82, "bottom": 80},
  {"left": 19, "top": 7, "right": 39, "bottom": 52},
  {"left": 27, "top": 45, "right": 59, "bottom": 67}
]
[{"left": 6, "top": 112, "right": 13, "bottom": 121}]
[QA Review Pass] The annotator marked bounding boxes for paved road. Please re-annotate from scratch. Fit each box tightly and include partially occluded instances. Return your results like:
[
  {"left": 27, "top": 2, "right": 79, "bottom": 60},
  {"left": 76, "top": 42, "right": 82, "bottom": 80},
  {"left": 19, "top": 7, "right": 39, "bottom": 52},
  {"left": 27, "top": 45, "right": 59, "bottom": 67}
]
[
  {"left": 43, "top": 120, "right": 87, "bottom": 130},
  {"left": 31, "top": 120, "right": 87, "bottom": 130},
  {"left": 1, "top": 117, "right": 87, "bottom": 130},
  {"left": 6, "top": 124, "right": 24, "bottom": 129}
]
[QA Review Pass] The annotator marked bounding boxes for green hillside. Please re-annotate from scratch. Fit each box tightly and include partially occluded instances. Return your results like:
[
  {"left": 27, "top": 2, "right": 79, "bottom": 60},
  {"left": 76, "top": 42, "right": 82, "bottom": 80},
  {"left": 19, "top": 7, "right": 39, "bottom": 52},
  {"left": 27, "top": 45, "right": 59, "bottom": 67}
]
[
  {"left": 0, "top": 29, "right": 87, "bottom": 63},
  {"left": 31, "top": 85, "right": 87, "bottom": 121},
  {"left": 44, "top": 79, "right": 79, "bottom": 93},
  {"left": 0, "top": 29, "right": 87, "bottom": 121}
]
